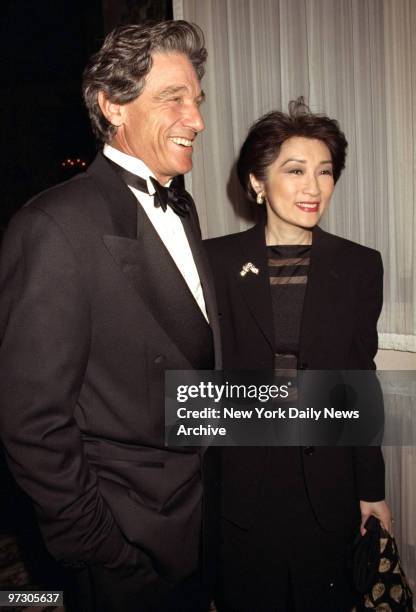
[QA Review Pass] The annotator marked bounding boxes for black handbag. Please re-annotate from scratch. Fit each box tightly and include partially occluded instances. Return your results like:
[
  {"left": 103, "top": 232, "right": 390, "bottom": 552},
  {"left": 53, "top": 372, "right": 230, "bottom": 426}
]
[{"left": 352, "top": 515, "right": 413, "bottom": 611}]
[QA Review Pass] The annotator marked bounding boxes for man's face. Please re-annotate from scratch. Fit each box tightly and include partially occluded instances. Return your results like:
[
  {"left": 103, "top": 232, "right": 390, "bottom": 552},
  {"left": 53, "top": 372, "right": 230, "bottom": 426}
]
[{"left": 112, "top": 52, "right": 205, "bottom": 184}]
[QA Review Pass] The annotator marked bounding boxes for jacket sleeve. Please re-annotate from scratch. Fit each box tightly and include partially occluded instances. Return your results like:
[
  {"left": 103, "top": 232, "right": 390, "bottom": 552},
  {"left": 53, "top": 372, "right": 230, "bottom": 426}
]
[
  {"left": 350, "top": 249, "right": 383, "bottom": 370},
  {"left": 351, "top": 249, "right": 385, "bottom": 501},
  {"left": 0, "top": 206, "right": 154, "bottom": 574}
]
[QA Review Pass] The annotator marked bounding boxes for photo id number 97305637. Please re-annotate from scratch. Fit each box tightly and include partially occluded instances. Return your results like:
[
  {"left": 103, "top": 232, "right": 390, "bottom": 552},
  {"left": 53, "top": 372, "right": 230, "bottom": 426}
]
[{"left": 0, "top": 591, "right": 63, "bottom": 606}]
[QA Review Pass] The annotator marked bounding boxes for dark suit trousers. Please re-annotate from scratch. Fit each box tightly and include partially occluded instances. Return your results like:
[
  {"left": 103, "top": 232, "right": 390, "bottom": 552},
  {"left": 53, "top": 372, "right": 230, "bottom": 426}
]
[
  {"left": 65, "top": 565, "right": 210, "bottom": 612},
  {"left": 216, "top": 448, "right": 358, "bottom": 612}
]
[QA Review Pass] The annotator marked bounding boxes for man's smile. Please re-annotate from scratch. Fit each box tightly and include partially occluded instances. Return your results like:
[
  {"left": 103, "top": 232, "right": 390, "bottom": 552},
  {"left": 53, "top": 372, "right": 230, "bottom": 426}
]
[{"left": 170, "top": 136, "right": 194, "bottom": 147}]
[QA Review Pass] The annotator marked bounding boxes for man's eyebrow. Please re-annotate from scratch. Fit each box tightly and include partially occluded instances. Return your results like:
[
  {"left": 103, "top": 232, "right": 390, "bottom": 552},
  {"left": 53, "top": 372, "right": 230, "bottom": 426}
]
[
  {"left": 280, "top": 158, "right": 333, "bottom": 167},
  {"left": 154, "top": 85, "right": 187, "bottom": 100},
  {"left": 153, "top": 86, "right": 205, "bottom": 102}
]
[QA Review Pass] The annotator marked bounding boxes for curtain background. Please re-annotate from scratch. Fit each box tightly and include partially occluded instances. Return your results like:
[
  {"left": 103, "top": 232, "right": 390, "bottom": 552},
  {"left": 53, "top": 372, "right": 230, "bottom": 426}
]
[
  {"left": 174, "top": 0, "right": 416, "bottom": 589},
  {"left": 174, "top": 0, "right": 416, "bottom": 353}
]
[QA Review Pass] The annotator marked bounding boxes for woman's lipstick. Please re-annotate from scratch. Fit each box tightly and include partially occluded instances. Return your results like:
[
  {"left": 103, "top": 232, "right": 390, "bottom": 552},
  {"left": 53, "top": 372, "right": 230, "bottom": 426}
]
[{"left": 295, "top": 201, "right": 319, "bottom": 212}]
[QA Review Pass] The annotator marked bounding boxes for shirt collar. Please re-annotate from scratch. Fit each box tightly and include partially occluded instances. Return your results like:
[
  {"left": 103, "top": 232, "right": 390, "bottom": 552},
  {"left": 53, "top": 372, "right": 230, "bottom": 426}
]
[{"left": 103, "top": 144, "right": 172, "bottom": 194}]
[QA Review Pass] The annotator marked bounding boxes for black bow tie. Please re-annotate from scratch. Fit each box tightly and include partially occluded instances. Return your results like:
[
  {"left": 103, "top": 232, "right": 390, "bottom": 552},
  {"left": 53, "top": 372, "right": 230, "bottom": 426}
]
[
  {"left": 108, "top": 160, "right": 192, "bottom": 217},
  {"left": 149, "top": 176, "right": 191, "bottom": 217}
]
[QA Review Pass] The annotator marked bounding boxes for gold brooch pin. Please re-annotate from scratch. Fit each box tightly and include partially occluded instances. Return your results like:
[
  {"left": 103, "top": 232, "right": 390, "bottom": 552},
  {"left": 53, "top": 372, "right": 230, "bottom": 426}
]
[{"left": 240, "top": 262, "right": 259, "bottom": 277}]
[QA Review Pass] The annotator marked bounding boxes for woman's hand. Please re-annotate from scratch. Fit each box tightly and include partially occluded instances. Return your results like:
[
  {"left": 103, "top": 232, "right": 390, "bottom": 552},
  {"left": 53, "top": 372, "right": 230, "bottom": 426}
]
[{"left": 359, "top": 499, "right": 393, "bottom": 536}]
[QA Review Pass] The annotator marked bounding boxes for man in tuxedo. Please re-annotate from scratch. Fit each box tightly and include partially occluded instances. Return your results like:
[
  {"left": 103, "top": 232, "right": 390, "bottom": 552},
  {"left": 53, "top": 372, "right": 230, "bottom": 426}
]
[{"left": 0, "top": 20, "right": 220, "bottom": 612}]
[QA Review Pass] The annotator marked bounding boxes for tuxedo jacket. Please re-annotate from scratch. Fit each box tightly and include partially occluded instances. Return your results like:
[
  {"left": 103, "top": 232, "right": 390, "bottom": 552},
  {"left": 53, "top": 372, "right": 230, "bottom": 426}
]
[
  {"left": 205, "top": 222, "right": 385, "bottom": 533},
  {"left": 0, "top": 153, "right": 221, "bottom": 584}
]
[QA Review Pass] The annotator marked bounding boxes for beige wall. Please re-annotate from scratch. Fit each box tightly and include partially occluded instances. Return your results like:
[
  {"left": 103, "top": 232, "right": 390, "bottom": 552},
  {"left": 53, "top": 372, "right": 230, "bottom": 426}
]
[{"left": 375, "top": 350, "right": 416, "bottom": 370}]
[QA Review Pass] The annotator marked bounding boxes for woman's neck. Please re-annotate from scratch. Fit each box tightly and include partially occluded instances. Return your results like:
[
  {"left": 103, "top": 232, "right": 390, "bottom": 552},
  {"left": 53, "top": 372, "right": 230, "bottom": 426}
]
[{"left": 265, "top": 223, "right": 313, "bottom": 246}]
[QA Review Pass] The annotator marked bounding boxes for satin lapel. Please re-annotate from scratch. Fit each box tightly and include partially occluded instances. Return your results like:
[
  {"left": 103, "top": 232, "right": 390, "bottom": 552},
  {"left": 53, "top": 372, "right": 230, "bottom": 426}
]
[
  {"left": 87, "top": 152, "right": 138, "bottom": 239},
  {"left": 103, "top": 203, "right": 212, "bottom": 368},
  {"left": 181, "top": 210, "right": 222, "bottom": 369},
  {"left": 299, "top": 226, "right": 341, "bottom": 361},
  {"left": 89, "top": 154, "right": 212, "bottom": 366},
  {"left": 236, "top": 224, "right": 275, "bottom": 351}
]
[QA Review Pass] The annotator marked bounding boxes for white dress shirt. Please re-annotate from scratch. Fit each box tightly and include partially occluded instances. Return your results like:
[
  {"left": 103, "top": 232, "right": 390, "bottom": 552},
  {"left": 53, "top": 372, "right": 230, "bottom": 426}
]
[{"left": 103, "top": 144, "right": 208, "bottom": 321}]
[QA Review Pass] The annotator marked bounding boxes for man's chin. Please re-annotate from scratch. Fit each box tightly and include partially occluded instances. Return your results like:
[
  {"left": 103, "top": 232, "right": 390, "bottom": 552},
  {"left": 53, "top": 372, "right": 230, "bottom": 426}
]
[{"left": 172, "top": 161, "right": 193, "bottom": 178}]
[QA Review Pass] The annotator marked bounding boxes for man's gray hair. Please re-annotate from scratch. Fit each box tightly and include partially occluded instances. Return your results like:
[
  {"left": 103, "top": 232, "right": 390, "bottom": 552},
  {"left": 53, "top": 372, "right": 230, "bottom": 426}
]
[{"left": 83, "top": 20, "right": 207, "bottom": 143}]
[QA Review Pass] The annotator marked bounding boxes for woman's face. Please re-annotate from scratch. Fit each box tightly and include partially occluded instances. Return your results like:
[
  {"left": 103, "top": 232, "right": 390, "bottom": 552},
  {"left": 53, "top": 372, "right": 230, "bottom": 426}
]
[{"left": 251, "top": 136, "right": 335, "bottom": 233}]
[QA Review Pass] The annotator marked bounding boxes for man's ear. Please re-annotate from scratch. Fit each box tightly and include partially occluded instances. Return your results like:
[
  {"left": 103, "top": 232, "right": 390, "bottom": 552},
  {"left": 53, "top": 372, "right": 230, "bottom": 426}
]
[
  {"left": 98, "top": 91, "right": 124, "bottom": 127},
  {"left": 249, "top": 173, "right": 265, "bottom": 197}
]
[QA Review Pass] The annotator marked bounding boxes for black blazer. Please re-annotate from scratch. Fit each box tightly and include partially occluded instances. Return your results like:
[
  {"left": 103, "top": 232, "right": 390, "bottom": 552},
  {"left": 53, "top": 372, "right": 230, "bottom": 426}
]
[
  {"left": 205, "top": 222, "right": 385, "bottom": 533},
  {"left": 0, "top": 153, "right": 221, "bottom": 583}
]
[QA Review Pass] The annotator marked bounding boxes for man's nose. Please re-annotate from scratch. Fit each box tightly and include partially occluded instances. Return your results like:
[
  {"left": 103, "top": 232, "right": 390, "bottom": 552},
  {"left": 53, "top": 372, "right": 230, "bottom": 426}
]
[{"left": 185, "top": 104, "right": 205, "bottom": 133}]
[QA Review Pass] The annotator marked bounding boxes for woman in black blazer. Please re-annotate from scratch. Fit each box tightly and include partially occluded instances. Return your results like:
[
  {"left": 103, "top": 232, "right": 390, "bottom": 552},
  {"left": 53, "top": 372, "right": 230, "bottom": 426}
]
[{"left": 205, "top": 99, "right": 391, "bottom": 611}]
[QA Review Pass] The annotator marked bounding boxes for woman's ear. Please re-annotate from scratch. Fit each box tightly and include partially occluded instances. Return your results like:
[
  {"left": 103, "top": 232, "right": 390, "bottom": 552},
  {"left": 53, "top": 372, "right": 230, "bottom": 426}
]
[
  {"left": 249, "top": 173, "right": 265, "bottom": 196},
  {"left": 249, "top": 173, "right": 266, "bottom": 204},
  {"left": 98, "top": 91, "right": 124, "bottom": 127}
]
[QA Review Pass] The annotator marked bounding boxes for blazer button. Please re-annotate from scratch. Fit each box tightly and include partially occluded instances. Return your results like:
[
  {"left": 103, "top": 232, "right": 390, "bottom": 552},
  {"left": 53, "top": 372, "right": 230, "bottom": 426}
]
[
  {"left": 154, "top": 355, "right": 166, "bottom": 365},
  {"left": 304, "top": 446, "right": 315, "bottom": 456}
]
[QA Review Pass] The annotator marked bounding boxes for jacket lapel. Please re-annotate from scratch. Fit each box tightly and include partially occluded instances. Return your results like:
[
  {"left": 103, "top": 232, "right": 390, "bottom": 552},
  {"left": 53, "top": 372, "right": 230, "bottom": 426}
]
[
  {"left": 232, "top": 224, "right": 341, "bottom": 361},
  {"left": 87, "top": 153, "right": 138, "bottom": 239},
  {"left": 181, "top": 210, "right": 222, "bottom": 369},
  {"left": 89, "top": 153, "right": 214, "bottom": 368},
  {"left": 236, "top": 223, "right": 275, "bottom": 352}
]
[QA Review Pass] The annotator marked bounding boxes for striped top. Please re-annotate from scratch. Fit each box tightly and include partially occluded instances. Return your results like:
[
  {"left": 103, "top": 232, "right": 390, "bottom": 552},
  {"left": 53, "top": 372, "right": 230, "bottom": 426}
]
[{"left": 267, "top": 245, "right": 311, "bottom": 369}]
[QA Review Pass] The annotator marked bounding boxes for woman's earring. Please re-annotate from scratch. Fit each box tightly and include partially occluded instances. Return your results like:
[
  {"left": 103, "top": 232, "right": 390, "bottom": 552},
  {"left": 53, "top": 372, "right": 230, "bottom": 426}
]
[{"left": 256, "top": 191, "right": 265, "bottom": 204}]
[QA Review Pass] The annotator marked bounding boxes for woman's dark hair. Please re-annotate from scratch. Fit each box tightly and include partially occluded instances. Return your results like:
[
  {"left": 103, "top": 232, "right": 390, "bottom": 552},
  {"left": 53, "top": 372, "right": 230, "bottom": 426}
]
[
  {"left": 237, "top": 97, "right": 348, "bottom": 201},
  {"left": 83, "top": 20, "right": 207, "bottom": 142}
]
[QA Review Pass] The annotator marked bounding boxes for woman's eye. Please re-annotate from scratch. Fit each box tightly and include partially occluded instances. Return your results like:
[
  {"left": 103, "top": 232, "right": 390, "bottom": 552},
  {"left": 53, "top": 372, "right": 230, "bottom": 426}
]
[
  {"left": 320, "top": 169, "right": 333, "bottom": 175},
  {"left": 288, "top": 168, "right": 303, "bottom": 175}
]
